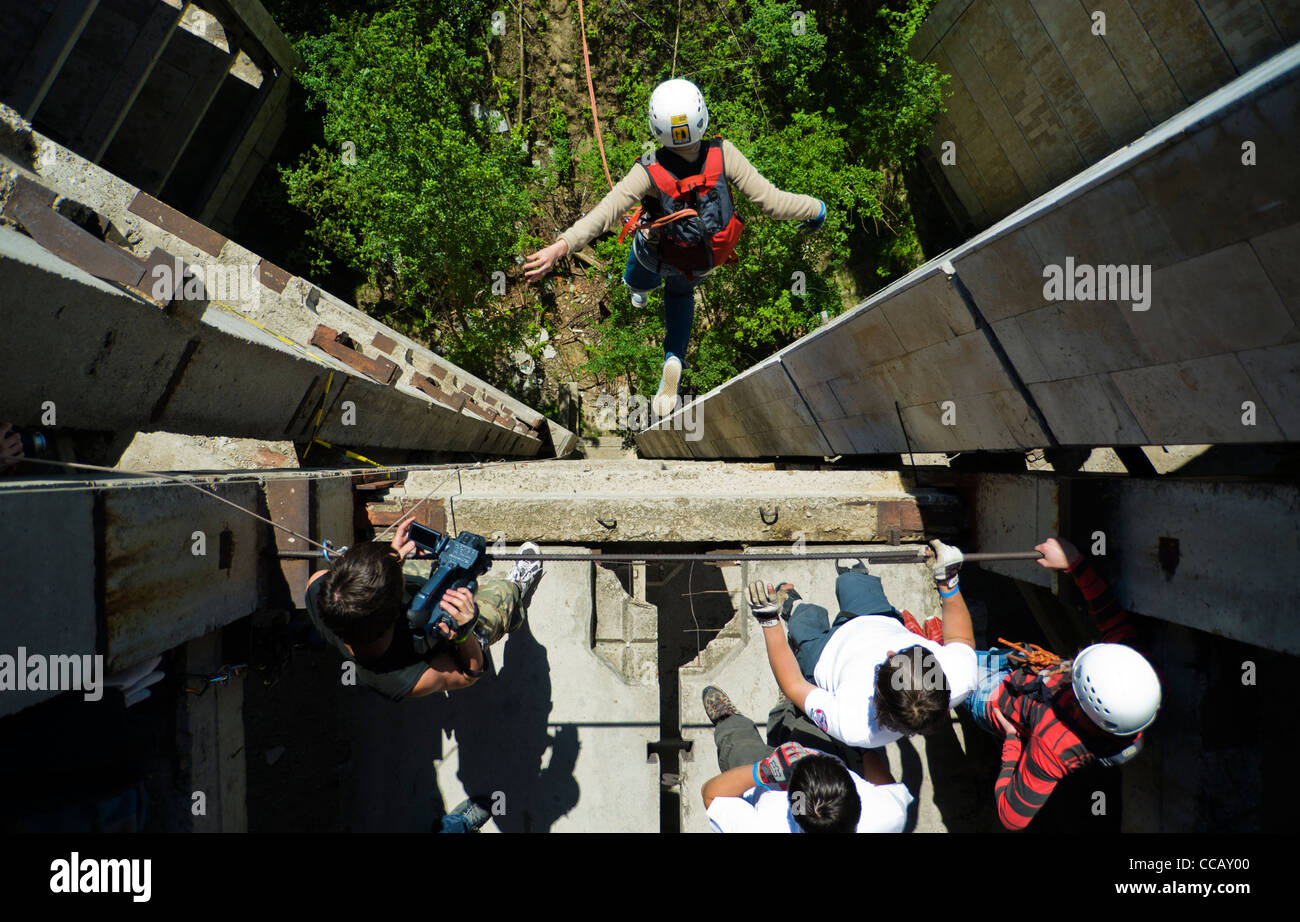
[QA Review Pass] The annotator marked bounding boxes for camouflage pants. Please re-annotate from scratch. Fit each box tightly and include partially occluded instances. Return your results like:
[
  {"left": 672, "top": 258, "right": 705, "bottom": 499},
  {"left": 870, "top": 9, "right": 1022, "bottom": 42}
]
[{"left": 473, "top": 578, "right": 523, "bottom": 646}]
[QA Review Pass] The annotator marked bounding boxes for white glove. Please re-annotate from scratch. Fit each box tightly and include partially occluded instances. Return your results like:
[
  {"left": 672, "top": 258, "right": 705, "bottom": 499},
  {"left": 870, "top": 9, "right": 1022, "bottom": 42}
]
[
  {"left": 748, "top": 581, "right": 799, "bottom": 628},
  {"left": 928, "top": 539, "right": 963, "bottom": 591}
]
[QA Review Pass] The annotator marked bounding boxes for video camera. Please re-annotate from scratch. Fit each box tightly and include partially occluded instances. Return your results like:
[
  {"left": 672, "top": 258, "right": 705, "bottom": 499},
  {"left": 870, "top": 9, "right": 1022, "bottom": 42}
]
[{"left": 405, "top": 523, "right": 490, "bottom": 643}]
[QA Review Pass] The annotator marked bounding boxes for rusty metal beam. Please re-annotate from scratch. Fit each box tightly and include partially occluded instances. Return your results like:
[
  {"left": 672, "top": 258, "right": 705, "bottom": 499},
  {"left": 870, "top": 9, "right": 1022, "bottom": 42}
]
[
  {"left": 310, "top": 325, "right": 400, "bottom": 385},
  {"left": 2, "top": 175, "right": 147, "bottom": 287}
]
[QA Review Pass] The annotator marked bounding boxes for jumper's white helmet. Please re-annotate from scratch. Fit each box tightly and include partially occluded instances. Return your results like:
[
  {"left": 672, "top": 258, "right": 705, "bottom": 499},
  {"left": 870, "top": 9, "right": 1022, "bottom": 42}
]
[
  {"left": 648, "top": 79, "right": 709, "bottom": 148},
  {"left": 1071, "top": 644, "right": 1161, "bottom": 736}
]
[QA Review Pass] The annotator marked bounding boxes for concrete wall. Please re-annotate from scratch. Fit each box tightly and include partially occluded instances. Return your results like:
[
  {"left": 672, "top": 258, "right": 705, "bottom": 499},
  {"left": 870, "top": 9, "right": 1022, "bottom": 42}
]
[
  {"left": 0, "top": 468, "right": 358, "bottom": 709},
  {"left": 638, "top": 47, "right": 1300, "bottom": 459},
  {"left": 0, "top": 0, "right": 296, "bottom": 223},
  {"left": 0, "top": 117, "right": 574, "bottom": 455},
  {"left": 915, "top": 0, "right": 1300, "bottom": 230}
]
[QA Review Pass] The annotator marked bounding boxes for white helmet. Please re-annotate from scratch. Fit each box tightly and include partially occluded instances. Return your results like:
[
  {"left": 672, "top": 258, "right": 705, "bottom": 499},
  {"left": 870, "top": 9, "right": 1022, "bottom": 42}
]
[
  {"left": 1071, "top": 644, "right": 1161, "bottom": 736},
  {"left": 647, "top": 79, "right": 709, "bottom": 148}
]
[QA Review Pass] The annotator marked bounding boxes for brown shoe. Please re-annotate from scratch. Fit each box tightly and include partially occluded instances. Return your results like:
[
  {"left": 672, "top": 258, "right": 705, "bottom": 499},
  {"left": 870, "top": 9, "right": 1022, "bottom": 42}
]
[{"left": 702, "top": 686, "right": 740, "bottom": 726}]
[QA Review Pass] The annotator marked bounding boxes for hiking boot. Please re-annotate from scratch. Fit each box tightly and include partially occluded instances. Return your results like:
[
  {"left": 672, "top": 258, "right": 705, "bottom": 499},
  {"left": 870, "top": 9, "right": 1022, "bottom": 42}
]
[
  {"left": 652, "top": 356, "right": 682, "bottom": 418},
  {"left": 702, "top": 685, "right": 740, "bottom": 726},
  {"left": 446, "top": 797, "right": 491, "bottom": 832},
  {"left": 508, "top": 542, "right": 543, "bottom": 597},
  {"left": 835, "top": 558, "right": 868, "bottom": 575}
]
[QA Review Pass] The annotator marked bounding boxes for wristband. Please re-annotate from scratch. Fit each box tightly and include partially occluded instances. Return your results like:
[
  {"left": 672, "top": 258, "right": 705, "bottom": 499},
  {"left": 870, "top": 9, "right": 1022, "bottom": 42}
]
[{"left": 938, "top": 582, "right": 960, "bottom": 598}]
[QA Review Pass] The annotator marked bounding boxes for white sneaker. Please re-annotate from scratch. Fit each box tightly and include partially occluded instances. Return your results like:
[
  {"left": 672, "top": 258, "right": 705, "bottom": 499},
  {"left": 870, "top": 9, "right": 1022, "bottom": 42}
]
[
  {"left": 508, "top": 541, "right": 543, "bottom": 596},
  {"left": 630, "top": 289, "right": 650, "bottom": 308},
  {"left": 652, "top": 356, "right": 682, "bottom": 418}
]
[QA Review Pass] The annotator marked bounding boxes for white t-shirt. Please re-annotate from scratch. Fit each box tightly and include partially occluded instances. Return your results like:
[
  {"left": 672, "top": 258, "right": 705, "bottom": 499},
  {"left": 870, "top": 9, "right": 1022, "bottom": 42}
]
[
  {"left": 801, "top": 615, "right": 978, "bottom": 749},
  {"left": 706, "top": 770, "right": 912, "bottom": 833}
]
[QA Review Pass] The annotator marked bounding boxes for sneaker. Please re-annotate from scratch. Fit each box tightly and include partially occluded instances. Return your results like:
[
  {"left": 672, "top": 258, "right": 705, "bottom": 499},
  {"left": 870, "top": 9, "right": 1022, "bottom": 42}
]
[
  {"left": 447, "top": 797, "right": 491, "bottom": 832},
  {"left": 835, "top": 558, "right": 868, "bottom": 575},
  {"left": 652, "top": 356, "right": 682, "bottom": 418},
  {"left": 702, "top": 685, "right": 740, "bottom": 726},
  {"left": 508, "top": 541, "right": 543, "bottom": 597},
  {"left": 630, "top": 289, "right": 650, "bottom": 308}
]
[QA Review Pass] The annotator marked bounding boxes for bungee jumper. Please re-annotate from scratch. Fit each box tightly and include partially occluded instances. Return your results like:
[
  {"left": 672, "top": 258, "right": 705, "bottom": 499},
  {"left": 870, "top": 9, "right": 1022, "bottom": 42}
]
[{"left": 524, "top": 78, "right": 826, "bottom": 417}]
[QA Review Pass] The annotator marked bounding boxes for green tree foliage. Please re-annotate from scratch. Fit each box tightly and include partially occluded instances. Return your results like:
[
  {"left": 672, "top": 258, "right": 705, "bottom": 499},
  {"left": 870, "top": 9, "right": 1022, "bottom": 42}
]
[
  {"left": 271, "top": 0, "right": 945, "bottom": 402},
  {"left": 278, "top": 1, "right": 534, "bottom": 380}
]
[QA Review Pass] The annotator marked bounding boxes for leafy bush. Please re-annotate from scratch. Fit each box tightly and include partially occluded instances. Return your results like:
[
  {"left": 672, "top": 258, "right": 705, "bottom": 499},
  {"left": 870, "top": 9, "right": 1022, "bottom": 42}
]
[{"left": 279, "top": 1, "right": 535, "bottom": 381}]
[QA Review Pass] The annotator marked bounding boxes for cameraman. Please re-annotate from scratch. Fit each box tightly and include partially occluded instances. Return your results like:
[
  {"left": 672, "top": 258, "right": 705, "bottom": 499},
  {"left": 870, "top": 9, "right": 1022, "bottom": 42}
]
[{"left": 304, "top": 518, "right": 542, "bottom": 700}]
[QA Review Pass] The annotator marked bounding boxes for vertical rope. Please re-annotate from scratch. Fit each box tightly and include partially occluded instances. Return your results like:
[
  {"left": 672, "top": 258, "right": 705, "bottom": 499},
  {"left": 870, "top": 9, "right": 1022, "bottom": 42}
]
[{"left": 576, "top": 0, "right": 614, "bottom": 190}]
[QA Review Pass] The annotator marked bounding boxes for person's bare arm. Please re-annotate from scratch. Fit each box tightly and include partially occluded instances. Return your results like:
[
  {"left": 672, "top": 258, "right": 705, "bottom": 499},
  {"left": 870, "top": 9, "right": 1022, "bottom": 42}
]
[
  {"left": 404, "top": 654, "right": 480, "bottom": 697},
  {"left": 701, "top": 764, "right": 760, "bottom": 808},
  {"left": 927, "top": 539, "right": 975, "bottom": 649},
  {"left": 859, "top": 748, "right": 895, "bottom": 786},
  {"left": 939, "top": 590, "right": 975, "bottom": 649},
  {"left": 761, "top": 619, "right": 817, "bottom": 710}
]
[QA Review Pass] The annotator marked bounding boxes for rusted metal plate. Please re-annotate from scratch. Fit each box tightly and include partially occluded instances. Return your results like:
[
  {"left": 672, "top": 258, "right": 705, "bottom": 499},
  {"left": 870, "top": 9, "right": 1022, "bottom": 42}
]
[
  {"left": 265, "top": 478, "right": 312, "bottom": 607},
  {"left": 128, "top": 190, "right": 228, "bottom": 256},
  {"left": 103, "top": 482, "right": 260, "bottom": 671},
  {"left": 410, "top": 372, "right": 466, "bottom": 411},
  {"left": 461, "top": 401, "right": 498, "bottom": 424},
  {"left": 257, "top": 258, "right": 290, "bottom": 293},
  {"left": 309, "top": 325, "right": 400, "bottom": 385},
  {"left": 371, "top": 332, "right": 398, "bottom": 354},
  {"left": 137, "top": 247, "right": 185, "bottom": 306},
  {"left": 364, "top": 497, "right": 448, "bottom": 533},
  {"left": 4, "top": 176, "right": 147, "bottom": 287}
]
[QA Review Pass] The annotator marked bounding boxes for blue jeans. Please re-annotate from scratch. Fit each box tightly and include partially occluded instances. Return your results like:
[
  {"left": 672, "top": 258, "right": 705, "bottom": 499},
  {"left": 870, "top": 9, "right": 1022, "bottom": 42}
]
[
  {"left": 623, "top": 241, "right": 703, "bottom": 363},
  {"left": 963, "top": 649, "right": 1013, "bottom": 736},
  {"left": 437, "top": 812, "right": 472, "bottom": 834},
  {"left": 786, "top": 570, "right": 903, "bottom": 682}
]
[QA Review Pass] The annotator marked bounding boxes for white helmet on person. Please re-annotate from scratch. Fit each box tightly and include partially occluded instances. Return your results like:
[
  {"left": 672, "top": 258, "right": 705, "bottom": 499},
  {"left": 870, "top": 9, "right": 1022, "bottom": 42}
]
[
  {"left": 1071, "top": 643, "right": 1161, "bottom": 736},
  {"left": 648, "top": 79, "right": 709, "bottom": 148}
]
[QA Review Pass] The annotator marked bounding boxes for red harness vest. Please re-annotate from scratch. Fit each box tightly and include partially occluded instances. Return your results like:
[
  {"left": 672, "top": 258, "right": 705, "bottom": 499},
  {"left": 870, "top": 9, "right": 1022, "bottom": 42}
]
[{"left": 619, "top": 139, "right": 744, "bottom": 275}]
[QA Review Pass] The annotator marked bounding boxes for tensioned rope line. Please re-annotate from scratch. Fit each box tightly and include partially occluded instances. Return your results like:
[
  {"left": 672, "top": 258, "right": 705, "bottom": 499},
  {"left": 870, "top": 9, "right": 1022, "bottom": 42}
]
[
  {"left": 10, "top": 454, "right": 564, "bottom": 555},
  {"left": 467, "top": 550, "right": 1044, "bottom": 563},
  {"left": 12, "top": 455, "right": 329, "bottom": 551}
]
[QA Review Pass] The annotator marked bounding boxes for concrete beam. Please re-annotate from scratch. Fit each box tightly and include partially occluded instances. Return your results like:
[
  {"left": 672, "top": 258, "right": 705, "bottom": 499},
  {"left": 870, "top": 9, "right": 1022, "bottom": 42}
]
[
  {"left": 5, "top": 0, "right": 101, "bottom": 121},
  {"left": 76, "top": 0, "right": 185, "bottom": 162},
  {"left": 197, "top": 71, "right": 288, "bottom": 225},
  {"left": 151, "top": 40, "right": 238, "bottom": 194}
]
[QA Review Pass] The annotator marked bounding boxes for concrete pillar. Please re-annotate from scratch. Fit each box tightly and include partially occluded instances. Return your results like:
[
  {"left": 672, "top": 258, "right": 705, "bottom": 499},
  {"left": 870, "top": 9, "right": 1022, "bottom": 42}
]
[
  {"left": 6, "top": 0, "right": 101, "bottom": 121},
  {"left": 76, "top": 0, "right": 185, "bottom": 162}
]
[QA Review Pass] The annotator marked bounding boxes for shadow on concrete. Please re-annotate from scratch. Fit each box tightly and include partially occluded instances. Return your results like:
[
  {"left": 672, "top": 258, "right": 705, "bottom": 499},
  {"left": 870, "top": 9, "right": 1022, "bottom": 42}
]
[
  {"left": 440, "top": 623, "right": 580, "bottom": 833},
  {"left": 895, "top": 737, "right": 923, "bottom": 833},
  {"left": 921, "top": 719, "right": 984, "bottom": 832}
]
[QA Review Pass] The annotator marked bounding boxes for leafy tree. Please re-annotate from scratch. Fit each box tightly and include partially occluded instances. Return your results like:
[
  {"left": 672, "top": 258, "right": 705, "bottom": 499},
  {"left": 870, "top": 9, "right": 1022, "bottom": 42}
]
[{"left": 279, "top": 1, "right": 535, "bottom": 381}]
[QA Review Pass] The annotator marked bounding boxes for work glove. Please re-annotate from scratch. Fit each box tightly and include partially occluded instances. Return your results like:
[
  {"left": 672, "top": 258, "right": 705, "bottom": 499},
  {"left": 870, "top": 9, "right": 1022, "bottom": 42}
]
[
  {"left": 928, "top": 538, "right": 963, "bottom": 591},
  {"left": 799, "top": 201, "right": 826, "bottom": 234},
  {"left": 756, "top": 742, "right": 814, "bottom": 790},
  {"left": 748, "top": 581, "right": 800, "bottom": 628}
]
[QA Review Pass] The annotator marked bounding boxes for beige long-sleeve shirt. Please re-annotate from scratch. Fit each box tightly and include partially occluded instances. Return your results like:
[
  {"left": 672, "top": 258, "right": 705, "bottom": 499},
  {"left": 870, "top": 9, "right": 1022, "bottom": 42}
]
[{"left": 557, "top": 139, "right": 822, "bottom": 254}]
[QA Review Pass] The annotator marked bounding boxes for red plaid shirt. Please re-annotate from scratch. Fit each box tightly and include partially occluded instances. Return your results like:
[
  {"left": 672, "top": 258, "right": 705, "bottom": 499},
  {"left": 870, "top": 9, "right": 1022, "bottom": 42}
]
[{"left": 983, "top": 557, "right": 1144, "bottom": 830}]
